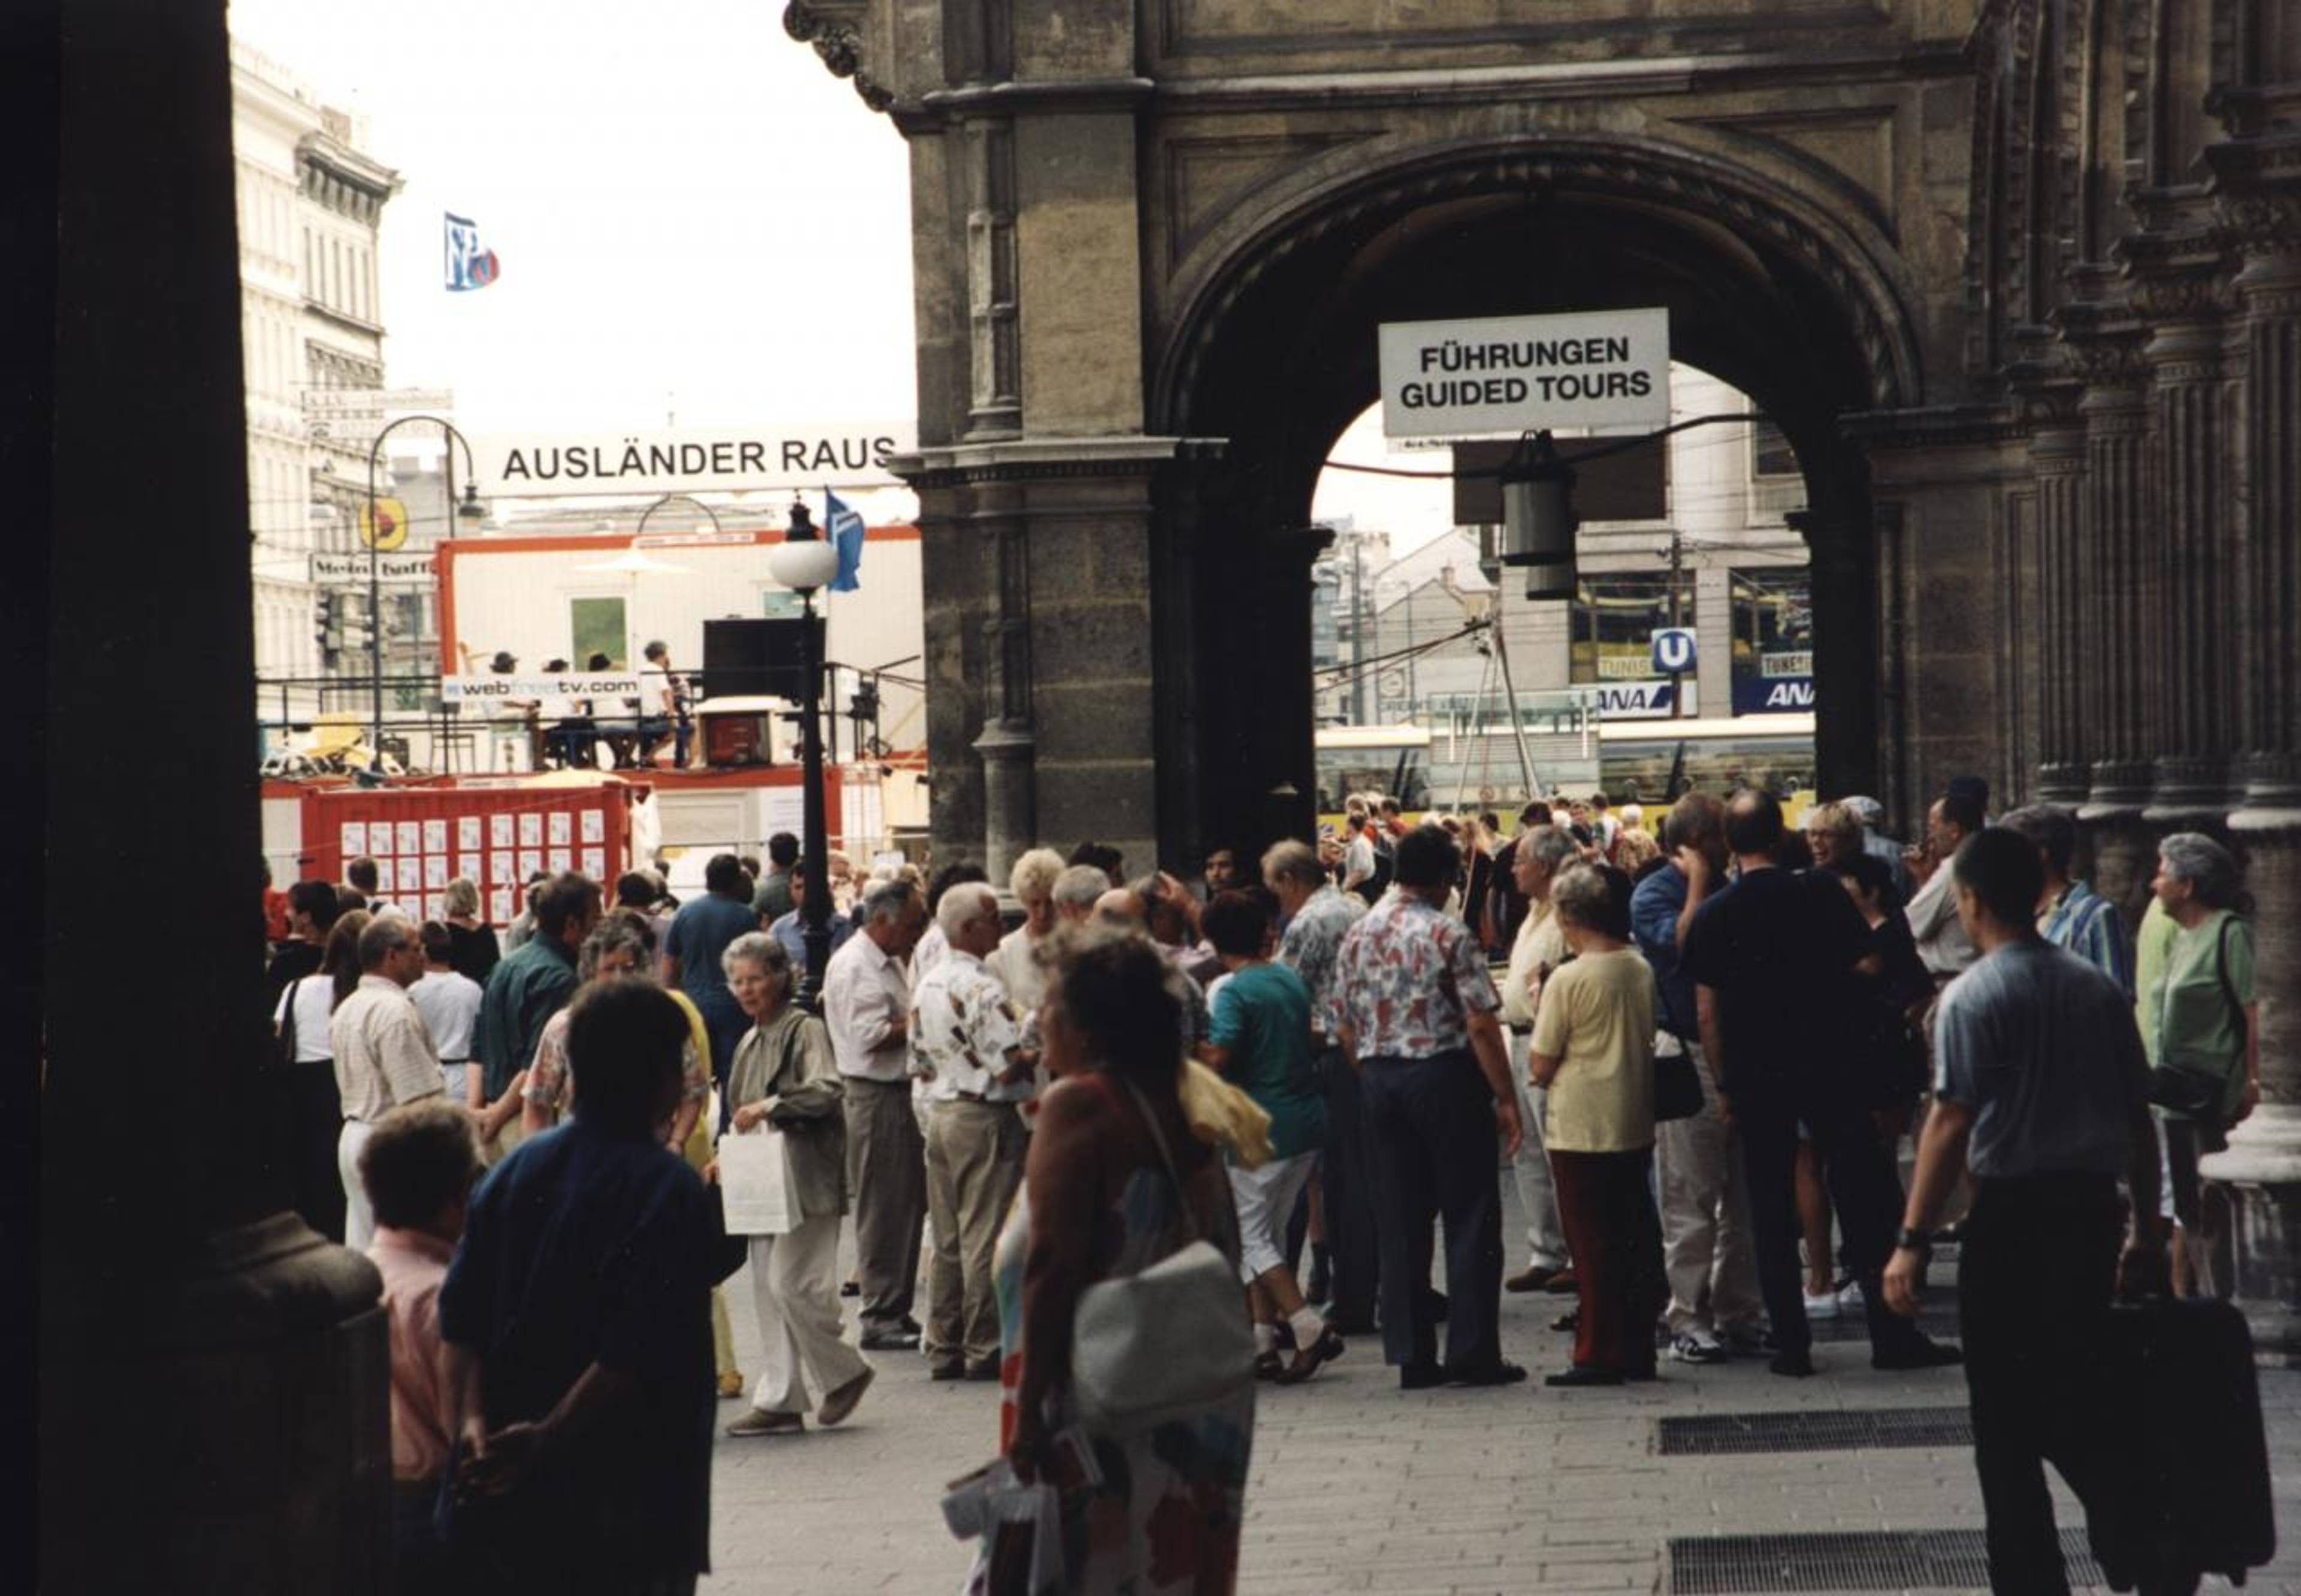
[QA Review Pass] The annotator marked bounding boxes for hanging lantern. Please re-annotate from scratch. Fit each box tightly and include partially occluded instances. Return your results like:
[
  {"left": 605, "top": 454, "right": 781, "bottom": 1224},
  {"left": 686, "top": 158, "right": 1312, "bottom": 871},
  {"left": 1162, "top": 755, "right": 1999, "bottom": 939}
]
[{"left": 1497, "top": 431, "right": 1577, "bottom": 600}]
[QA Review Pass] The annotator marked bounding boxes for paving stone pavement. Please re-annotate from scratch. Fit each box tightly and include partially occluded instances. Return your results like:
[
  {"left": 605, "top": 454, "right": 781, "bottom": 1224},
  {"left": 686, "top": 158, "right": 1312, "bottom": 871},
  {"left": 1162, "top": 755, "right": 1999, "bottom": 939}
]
[{"left": 705, "top": 1208, "right": 2301, "bottom": 1595}]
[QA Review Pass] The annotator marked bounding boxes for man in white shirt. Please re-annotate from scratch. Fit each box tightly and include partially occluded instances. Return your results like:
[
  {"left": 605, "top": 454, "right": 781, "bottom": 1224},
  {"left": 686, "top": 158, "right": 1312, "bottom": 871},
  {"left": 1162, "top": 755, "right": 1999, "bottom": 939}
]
[
  {"left": 1499, "top": 827, "right": 1577, "bottom": 1295},
  {"left": 911, "top": 884, "right": 1034, "bottom": 1379},
  {"left": 1907, "top": 781, "right": 1988, "bottom": 986},
  {"left": 409, "top": 921, "right": 485, "bottom": 1104},
  {"left": 330, "top": 916, "right": 446, "bottom": 1249},
  {"left": 825, "top": 875, "right": 929, "bottom": 1350}
]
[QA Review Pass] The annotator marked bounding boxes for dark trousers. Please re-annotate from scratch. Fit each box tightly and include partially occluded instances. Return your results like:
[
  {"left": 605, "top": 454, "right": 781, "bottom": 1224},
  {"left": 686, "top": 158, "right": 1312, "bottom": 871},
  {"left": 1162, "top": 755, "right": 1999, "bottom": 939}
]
[
  {"left": 1321, "top": 1048, "right": 1381, "bottom": 1329},
  {"left": 1361, "top": 1051, "right": 1503, "bottom": 1372},
  {"left": 1738, "top": 1094, "right": 1926, "bottom": 1356},
  {"left": 287, "top": 1059, "right": 346, "bottom": 1243},
  {"left": 392, "top": 1480, "right": 455, "bottom": 1596},
  {"left": 1551, "top": 1149, "right": 1668, "bottom": 1374},
  {"left": 1959, "top": 1175, "right": 2123, "bottom": 1594}
]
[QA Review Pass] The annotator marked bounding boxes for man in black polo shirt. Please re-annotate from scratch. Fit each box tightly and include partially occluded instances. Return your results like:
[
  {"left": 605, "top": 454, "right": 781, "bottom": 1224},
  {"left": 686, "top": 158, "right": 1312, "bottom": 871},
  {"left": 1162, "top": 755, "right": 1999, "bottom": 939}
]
[
  {"left": 1683, "top": 789, "right": 1959, "bottom": 1377},
  {"left": 1883, "top": 827, "right": 2165, "bottom": 1594}
]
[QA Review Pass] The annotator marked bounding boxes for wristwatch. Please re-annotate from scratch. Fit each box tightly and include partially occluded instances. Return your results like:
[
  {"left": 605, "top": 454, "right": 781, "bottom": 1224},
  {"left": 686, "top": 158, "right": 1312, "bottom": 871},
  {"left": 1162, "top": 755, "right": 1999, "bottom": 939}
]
[{"left": 1894, "top": 1226, "right": 1932, "bottom": 1252}]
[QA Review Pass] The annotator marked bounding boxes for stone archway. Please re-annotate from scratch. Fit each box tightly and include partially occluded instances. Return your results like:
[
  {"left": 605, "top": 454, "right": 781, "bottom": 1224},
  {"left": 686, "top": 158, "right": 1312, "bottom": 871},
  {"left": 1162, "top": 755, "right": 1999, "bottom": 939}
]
[{"left": 1143, "top": 134, "right": 1929, "bottom": 856}]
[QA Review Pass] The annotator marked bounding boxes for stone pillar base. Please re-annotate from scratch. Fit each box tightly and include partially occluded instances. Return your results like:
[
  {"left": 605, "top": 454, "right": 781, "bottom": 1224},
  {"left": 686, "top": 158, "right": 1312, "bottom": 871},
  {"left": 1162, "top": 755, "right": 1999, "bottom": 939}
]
[
  {"left": 2202, "top": 1106, "right": 2301, "bottom": 1367},
  {"left": 41, "top": 1212, "right": 388, "bottom": 1592}
]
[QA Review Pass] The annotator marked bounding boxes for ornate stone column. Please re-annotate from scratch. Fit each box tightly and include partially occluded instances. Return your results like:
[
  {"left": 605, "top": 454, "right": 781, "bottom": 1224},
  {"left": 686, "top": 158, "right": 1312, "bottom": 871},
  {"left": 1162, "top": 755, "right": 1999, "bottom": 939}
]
[
  {"left": 2009, "top": 340, "right": 2090, "bottom": 805},
  {"left": 2061, "top": 292, "right": 2160, "bottom": 917},
  {"left": 2125, "top": 206, "right": 2243, "bottom": 825},
  {"left": 2199, "top": 107, "right": 2301, "bottom": 1363}
]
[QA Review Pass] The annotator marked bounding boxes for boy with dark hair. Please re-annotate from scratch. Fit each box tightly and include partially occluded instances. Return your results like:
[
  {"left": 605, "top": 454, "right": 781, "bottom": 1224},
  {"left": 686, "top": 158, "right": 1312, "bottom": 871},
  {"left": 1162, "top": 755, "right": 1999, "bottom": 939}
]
[{"left": 360, "top": 1099, "right": 481, "bottom": 1594}]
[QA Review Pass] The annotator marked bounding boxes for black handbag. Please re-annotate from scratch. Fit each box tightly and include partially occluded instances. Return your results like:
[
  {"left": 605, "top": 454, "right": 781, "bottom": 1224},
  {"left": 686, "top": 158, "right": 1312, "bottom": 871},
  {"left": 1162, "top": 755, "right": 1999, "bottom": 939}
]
[{"left": 1653, "top": 1038, "right": 1704, "bottom": 1122}]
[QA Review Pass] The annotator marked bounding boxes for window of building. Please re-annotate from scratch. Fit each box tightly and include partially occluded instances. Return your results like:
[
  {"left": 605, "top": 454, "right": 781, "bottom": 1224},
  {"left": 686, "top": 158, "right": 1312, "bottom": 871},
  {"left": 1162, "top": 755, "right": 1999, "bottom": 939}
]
[
  {"left": 569, "top": 598, "right": 627, "bottom": 669},
  {"left": 1727, "top": 569, "right": 1814, "bottom": 715},
  {"left": 1568, "top": 572, "right": 1696, "bottom": 684},
  {"left": 1750, "top": 418, "right": 1800, "bottom": 480}
]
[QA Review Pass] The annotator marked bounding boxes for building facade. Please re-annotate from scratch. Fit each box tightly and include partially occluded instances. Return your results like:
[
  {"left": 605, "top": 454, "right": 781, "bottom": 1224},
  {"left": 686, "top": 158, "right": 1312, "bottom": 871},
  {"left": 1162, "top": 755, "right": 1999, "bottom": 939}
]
[
  {"left": 232, "top": 40, "right": 401, "bottom": 741},
  {"left": 795, "top": 0, "right": 2301, "bottom": 1356}
]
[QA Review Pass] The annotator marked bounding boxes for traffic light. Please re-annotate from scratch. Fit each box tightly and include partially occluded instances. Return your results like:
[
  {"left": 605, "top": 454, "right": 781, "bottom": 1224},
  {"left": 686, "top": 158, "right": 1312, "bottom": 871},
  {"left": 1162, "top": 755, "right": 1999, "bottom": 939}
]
[{"left": 315, "top": 591, "right": 342, "bottom": 664}]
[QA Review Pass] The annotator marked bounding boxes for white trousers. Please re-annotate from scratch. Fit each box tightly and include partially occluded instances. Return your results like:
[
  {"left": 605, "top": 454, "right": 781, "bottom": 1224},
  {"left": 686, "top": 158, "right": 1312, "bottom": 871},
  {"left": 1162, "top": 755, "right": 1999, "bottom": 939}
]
[
  {"left": 748, "top": 1214, "right": 871, "bottom": 1416},
  {"left": 1230, "top": 1151, "right": 1318, "bottom": 1282},
  {"left": 1654, "top": 1041, "right": 1764, "bottom": 1334},
  {"left": 1502, "top": 1032, "right": 1570, "bottom": 1271},
  {"left": 338, "top": 1119, "right": 376, "bottom": 1252}
]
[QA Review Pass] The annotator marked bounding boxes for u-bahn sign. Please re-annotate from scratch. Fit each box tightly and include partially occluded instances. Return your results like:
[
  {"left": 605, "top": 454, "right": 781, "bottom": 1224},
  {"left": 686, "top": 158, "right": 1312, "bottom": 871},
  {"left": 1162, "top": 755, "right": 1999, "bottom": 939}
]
[{"left": 1378, "top": 309, "right": 1672, "bottom": 440}]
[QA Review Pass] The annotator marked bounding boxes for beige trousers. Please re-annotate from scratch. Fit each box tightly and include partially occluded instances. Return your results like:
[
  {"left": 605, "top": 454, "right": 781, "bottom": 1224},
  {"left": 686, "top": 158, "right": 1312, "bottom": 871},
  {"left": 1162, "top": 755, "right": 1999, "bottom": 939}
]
[
  {"left": 1654, "top": 1041, "right": 1764, "bottom": 1334},
  {"left": 923, "top": 1098, "right": 1026, "bottom": 1366},
  {"left": 747, "top": 1215, "right": 870, "bottom": 1415}
]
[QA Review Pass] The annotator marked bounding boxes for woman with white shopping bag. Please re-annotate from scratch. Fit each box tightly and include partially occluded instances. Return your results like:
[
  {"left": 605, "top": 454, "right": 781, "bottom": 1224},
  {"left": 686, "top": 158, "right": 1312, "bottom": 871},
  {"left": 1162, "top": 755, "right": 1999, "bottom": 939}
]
[
  {"left": 965, "top": 927, "right": 1257, "bottom": 1596},
  {"left": 714, "top": 932, "right": 875, "bottom": 1438}
]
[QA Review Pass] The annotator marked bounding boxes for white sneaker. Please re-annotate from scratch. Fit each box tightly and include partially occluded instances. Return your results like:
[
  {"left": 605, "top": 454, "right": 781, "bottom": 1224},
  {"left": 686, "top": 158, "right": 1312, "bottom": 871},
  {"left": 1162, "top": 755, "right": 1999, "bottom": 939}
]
[
  {"left": 1837, "top": 1280, "right": 1866, "bottom": 1312},
  {"left": 1669, "top": 1328, "right": 1728, "bottom": 1364},
  {"left": 1802, "top": 1289, "right": 1841, "bottom": 1320}
]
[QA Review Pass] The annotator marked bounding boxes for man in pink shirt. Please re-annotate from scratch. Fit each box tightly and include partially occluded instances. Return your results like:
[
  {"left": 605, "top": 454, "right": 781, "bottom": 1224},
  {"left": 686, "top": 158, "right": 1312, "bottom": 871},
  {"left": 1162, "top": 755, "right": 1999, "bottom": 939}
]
[{"left": 358, "top": 1098, "right": 482, "bottom": 1592}]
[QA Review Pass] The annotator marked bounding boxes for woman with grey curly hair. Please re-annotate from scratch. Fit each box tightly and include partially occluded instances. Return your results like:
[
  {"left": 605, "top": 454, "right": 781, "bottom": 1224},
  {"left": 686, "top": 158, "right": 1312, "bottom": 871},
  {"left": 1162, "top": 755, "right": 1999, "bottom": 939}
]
[
  {"left": 2148, "top": 831, "right": 2258, "bottom": 1298},
  {"left": 717, "top": 931, "right": 872, "bottom": 1437}
]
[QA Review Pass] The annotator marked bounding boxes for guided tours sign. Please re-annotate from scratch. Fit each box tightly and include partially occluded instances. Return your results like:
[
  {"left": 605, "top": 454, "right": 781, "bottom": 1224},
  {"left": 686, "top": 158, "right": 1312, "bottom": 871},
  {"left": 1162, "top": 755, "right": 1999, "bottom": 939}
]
[
  {"left": 1378, "top": 309, "right": 1671, "bottom": 440},
  {"left": 469, "top": 425, "right": 916, "bottom": 497}
]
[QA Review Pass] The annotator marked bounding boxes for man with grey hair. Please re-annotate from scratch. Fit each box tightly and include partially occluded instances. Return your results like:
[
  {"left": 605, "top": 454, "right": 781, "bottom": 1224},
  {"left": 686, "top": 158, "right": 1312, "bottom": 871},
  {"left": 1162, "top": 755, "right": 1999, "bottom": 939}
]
[
  {"left": 1052, "top": 863, "right": 1112, "bottom": 924},
  {"left": 910, "top": 884, "right": 1033, "bottom": 1379},
  {"left": 330, "top": 914, "right": 446, "bottom": 1250},
  {"left": 1843, "top": 795, "right": 1916, "bottom": 902},
  {"left": 826, "top": 875, "right": 931, "bottom": 1349},
  {"left": 1499, "top": 825, "right": 1577, "bottom": 1294},
  {"left": 1266, "top": 837, "right": 1372, "bottom": 1328}
]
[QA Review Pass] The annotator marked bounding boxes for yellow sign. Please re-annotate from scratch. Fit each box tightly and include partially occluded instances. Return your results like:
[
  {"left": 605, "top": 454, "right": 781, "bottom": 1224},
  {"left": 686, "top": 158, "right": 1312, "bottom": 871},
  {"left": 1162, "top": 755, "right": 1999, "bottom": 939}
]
[{"left": 360, "top": 497, "right": 410, "bottom": 551}]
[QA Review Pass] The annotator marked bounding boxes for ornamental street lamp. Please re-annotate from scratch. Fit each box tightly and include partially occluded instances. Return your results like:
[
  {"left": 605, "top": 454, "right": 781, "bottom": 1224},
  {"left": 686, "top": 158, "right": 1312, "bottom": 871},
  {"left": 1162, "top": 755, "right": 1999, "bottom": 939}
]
[
  {"left": 633, "top": 491, "right": 724, "bottom": 541},
  {"left": 767, "top": 500, "right": 840, "bottom": 1005},
  {"left": 366, "top": 414, "right": 484, "bottom": 766}
]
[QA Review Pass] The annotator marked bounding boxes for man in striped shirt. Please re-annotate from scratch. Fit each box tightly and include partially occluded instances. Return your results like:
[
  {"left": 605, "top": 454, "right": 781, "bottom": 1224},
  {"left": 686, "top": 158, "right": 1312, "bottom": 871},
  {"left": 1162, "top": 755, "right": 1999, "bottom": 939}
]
[{"left": 2002, "top": 805, "right": 2133, "bottom": 996}]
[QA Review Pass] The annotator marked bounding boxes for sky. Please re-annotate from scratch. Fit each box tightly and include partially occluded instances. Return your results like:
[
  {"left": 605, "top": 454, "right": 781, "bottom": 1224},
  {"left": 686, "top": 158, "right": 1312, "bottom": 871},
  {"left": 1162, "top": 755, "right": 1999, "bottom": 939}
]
[{"left": 227, "top": 0, "right": 1453, "bottom": 547}]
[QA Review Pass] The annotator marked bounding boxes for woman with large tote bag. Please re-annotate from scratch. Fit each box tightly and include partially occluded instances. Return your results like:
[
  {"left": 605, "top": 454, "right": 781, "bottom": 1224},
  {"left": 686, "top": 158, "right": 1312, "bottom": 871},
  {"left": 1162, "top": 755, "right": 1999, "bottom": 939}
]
[{"left": 966, "top": 930, "right": 1257, "bottom": 1596}]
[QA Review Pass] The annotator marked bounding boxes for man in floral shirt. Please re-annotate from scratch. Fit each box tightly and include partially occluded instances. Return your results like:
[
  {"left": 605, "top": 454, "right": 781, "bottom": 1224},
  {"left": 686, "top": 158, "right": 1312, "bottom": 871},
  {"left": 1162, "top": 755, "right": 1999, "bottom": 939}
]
[
  {"left": 1331, "top": 826, "right": 1525, "bottom": 1389},
  {"left": 1264, "top": 839, "right": 1375, "bottom": 1329}
]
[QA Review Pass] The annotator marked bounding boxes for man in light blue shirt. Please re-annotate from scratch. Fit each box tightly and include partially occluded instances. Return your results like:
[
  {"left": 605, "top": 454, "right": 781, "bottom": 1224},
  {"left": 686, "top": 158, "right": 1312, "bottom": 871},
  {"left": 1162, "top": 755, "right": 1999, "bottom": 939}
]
[{"left": 2001, "top": 803, "right": 2132, "bottom": 996}]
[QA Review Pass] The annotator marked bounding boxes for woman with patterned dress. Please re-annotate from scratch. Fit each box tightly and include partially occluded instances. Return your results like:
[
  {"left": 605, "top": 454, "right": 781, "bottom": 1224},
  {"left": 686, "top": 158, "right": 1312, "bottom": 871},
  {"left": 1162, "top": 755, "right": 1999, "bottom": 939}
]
[{"left": 967, "top": 931, "right": 1254, "bottom": 1596}]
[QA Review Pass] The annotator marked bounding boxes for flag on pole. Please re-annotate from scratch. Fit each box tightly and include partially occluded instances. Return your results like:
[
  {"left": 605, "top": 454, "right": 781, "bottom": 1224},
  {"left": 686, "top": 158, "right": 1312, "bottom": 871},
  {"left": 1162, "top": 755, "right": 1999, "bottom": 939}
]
[
  {"left": 444, "top": 213, "right": 501, "bottom": 291},
  {"left": 826, "top": 489, "right": 865, "bottom": 593}
]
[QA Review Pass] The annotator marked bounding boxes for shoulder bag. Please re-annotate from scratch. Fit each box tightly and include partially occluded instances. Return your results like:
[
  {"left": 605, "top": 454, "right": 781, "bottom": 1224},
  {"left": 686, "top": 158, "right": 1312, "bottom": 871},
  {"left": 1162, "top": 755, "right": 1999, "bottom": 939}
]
[
  {"left": 1652, "top": 1031, "right": 1704, "bottom": 1122},
  {"left": 2146, "top": 917, "right": 2248, "bottom": 1122},
  {"left": 1070, "top": 1077, "right": 1258, "bottom": 1435}
]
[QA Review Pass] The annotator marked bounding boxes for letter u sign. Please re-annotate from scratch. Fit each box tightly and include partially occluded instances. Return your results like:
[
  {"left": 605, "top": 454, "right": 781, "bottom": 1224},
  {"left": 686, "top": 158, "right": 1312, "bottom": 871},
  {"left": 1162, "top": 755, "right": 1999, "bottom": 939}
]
[{"left": 1651, "top": 627, "right": 1697, "bottom": 675}]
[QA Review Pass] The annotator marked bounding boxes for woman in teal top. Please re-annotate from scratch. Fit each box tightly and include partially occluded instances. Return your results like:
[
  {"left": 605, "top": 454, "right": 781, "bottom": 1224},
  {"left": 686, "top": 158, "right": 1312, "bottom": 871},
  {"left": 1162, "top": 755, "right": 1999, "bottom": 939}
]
[
  {"left": 2149, "top": 832, "right": 2259, "bottom": 1299},
  {"left": 1202, "top": 891, "right": 1339, "bottom": 1383}
]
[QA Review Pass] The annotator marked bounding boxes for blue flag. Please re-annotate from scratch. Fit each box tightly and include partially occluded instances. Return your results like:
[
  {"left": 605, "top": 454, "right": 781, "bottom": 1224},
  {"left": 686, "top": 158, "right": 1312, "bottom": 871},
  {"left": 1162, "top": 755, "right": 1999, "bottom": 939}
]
[
  {"left": 444, "top": 213, "right": 501, "bottom": 292},
  {"left": 826, "top": 489, "right": 865, "bottom": 593}
]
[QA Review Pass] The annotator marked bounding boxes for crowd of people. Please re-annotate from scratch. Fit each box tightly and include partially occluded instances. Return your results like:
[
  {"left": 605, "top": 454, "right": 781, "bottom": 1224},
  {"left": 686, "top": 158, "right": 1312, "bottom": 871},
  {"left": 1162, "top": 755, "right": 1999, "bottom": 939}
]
[{"left": 261, "top": 776, "right": 2260, "bottom": 1594}]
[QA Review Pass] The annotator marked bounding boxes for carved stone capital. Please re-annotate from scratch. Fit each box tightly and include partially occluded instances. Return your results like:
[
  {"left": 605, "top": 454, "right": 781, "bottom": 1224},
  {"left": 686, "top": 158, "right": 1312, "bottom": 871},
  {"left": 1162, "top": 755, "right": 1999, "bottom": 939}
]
[{"left": 784, "top": 1, "right": 893, "bottom": 114}]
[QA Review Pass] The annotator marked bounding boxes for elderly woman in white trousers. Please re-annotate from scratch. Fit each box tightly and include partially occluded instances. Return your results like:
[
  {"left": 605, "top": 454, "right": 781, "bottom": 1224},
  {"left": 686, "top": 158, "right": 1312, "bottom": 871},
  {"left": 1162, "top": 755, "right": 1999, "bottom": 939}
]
[{"left": 718, "top": 932, "right": 875, "bottom": 1437}]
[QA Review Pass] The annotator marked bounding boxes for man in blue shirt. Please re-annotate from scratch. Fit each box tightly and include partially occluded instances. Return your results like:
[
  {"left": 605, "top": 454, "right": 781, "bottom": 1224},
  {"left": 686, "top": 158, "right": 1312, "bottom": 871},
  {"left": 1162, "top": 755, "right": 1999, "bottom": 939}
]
[
  {"left": 1883, "top": 827, "right": 2163, "bottom": 1595},
  {"left": 1630, "top": 794, "right": 1764, "bottom": 1364},
  {"left": 766, "top": 862, "right": 857, "bottom": 971},
  {"left": 663, "top": 853, "right": 765, "bottom": 1117},
  {"left": 440, "top": 980, "right": 746, "bottom": 1595},
  {"left": 2001, "top": 803, "right": 2133, "bottom": 995}
]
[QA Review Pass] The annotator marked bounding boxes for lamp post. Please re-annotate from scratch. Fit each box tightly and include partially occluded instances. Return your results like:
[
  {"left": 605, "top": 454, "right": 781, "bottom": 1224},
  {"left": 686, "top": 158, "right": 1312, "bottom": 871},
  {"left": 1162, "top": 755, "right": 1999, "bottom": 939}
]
[
  {"left": 768, "top": 500, "right": 840, "bottom": 1005},
  {"left": 366, "top": 413, "right": 484, "bottom": 764},
  {"left": 633, "top": 491, "right": 724, "bottom": 541}
]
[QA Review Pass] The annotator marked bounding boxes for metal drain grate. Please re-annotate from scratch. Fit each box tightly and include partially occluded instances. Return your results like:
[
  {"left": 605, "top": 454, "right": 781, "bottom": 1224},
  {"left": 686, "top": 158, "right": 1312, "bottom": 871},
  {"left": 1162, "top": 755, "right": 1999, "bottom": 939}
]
[
  {"left": 1668, "top": 1528, "right": 2100, "bottom": 1593},
  {"left": 1658, "top": 1405, "right": 1972, "bottom": 1456}
]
